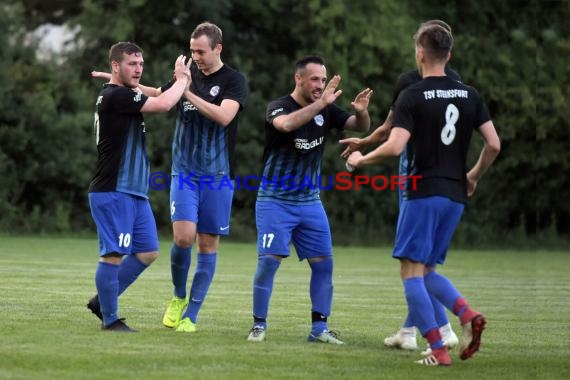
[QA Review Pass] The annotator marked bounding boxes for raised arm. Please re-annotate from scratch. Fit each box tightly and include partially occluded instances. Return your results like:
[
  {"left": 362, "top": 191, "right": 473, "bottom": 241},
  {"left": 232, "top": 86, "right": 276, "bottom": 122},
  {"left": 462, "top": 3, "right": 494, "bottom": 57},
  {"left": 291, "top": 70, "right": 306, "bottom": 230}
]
[
  {"left": 91, "top": 71, "right": 162, "bottom": 97},
  {"left": 343, "top": 87, "right": 373, "bottom": 132},
  {"left": 273, "top": 75, "right": 342, "bottom": 133},
  {"left": 140, "top": 55, "right": 190, "bottom": 113}
]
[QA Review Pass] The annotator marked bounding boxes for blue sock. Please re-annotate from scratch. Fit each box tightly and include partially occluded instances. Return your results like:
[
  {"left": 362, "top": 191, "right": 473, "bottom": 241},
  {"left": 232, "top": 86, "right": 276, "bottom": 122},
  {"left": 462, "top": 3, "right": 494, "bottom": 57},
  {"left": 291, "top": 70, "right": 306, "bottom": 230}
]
[
  {"left": 171, "top": 243, "right": 191, "bottom": 299},
  {"left": 430, "top": 293, "right": 450, "bottom": 328},
  {"left": 403, "top": 277, "right": 442, "bottom": 348},
  {"left": 424, "top": 271, "right": 462, "bottom": 313},
  {"left": 95, "top": 262, "right": 120, "bottom": 327},
  {"left": 309, "top": 258, "right": 333, "bottom": 334},
  {"left": 403, "top": 313, "right": 415, "bottom": 328},
  {"left": 252, "top": 255, "right": 281, "bottom": 328},
  {"left": 117, "top": 255, "right": 148, "bottom": 295},
  {"left": 185, "top": 253, "right": 216, "bottom": 323}
]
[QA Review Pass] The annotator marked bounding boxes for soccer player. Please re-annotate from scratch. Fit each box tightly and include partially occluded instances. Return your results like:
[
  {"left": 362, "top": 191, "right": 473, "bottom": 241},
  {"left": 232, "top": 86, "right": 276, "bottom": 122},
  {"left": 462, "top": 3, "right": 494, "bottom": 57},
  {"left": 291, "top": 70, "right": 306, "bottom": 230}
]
[
  {"left": 160, "top": 22, "right": 247, "bottom": 333},
  {"left": 340, "top": 20, "right": 460, "bottom": 354},
  {"left": 90, "top": 23, "right": 247, "bottom": 333},
  {"left": 346, "top": 25, "right": 500, "bottom": 365},
  {"left": 86, "top": 42, "right": 190, "bottom": 331},
  {"left": 246, "top": 56, "right": 372, "bottom": 344}
]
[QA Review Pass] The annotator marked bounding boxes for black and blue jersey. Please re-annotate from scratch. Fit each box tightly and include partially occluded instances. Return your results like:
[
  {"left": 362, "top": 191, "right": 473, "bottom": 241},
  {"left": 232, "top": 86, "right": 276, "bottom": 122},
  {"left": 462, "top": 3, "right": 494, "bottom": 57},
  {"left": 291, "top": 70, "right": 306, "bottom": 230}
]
[
  {"left": 170, "top": 63, "right": 246, "bottom": 179},
  {"left": 257, "top": 95, "right": 350, "bottom": 204},
  {"left": 88, "top": 84, "right": 150, "bottom": 198}
]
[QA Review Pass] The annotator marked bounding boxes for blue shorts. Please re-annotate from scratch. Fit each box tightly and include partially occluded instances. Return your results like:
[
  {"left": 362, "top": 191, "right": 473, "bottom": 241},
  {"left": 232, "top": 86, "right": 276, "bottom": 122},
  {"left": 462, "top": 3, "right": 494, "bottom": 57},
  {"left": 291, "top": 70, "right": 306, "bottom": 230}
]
[
  {"left": 256, "top": 200, "right": 332, "bottom": 260},
  {"left": 170, "top": 175, "right": 234, "bottom": 235},
  {"left": 88, "top": 192, "right": 159, "bottom": 256},
  {"left": 392, "top": 196, "right": 464, "bottom": 266}
]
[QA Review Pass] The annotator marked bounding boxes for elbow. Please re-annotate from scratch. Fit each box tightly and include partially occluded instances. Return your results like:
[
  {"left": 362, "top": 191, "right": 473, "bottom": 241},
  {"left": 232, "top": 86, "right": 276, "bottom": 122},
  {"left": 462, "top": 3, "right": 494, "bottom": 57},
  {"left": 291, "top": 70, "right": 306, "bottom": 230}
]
[
  {"left": 158, "top": 104, "right": 174, "bottom": 113},
  {"left": 385, "top": 139, "right": 405, "bottom": 157},
  {"left": 219, "top": 116, "right": 233, "bottom": 128},
  {"left": 392, "top": 145, "right": 405, "bottom": 157},
  {"left": 275, "top": 122, "right": 292, "bottom": 133},
  {"left": 489, "top": 137, "right": 501, "bottom": 157},
  {"left": 159, "top": 98, "right": 180, "bottom": 113}
]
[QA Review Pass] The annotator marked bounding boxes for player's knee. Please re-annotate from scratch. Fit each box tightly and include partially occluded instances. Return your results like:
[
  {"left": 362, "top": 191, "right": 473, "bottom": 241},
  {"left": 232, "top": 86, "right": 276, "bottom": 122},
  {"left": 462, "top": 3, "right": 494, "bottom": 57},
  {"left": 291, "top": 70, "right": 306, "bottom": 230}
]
[
  {"left": 309, "top": 257, "right": 333, "bottom": 274},
  {"left": 173, "top": 234, "right": 194, "bottom": 248},
  {"left": 197, "top": 233, "right": 219, "bottom": 253},
  {"left": 136, "top": 251, "right": 159, "bottom": 265}
]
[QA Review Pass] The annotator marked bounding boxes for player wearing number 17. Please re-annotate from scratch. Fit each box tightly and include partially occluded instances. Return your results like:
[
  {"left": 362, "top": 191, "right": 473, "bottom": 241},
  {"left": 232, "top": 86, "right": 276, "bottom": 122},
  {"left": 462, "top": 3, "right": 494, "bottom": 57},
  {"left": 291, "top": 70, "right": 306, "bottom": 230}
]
[
  {"left": 87, "top": 42, "right": 190, "bottom": 332},
  {"left": 247, "top": 56, "right": 372, "bottom": 344},
  {"left": 347, "top": 25, "right": 500, "bottom": 366}
]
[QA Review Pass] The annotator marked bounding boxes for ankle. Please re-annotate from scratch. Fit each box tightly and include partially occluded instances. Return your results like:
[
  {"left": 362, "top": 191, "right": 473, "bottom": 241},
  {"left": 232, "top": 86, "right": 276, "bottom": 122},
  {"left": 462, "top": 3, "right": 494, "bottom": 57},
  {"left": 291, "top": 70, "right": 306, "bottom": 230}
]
[{"left": 460, "top": 309, "right": 479, "bottom": 325}]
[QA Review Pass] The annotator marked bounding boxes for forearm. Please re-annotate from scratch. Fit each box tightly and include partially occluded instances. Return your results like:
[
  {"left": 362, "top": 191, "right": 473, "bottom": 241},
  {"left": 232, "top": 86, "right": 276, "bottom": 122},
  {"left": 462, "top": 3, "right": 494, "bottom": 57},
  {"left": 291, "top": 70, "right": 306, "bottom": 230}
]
[
  {"left": 368, "top": 124, "right": 389, "bottom": 145},
  {"left": 275, "top": 100, "right": 326, "bottom": 133},
  {"left": 469, "top": 121, "right": 501, "bottom": 181},
  {"left": 468, "top": 144, "right": 500, "bottom": 181},
  {"left": 349, "top": 127, "right": 409, "bottom": 168},
  {"left": 363, "top": 110, "right": 393, "bottom": 145},
  {"left": 143, "top": 79, "right": 188, "bottom": 112},
  {"left": 358, "top": 142, "right": 398, "bottom": 166},
  {"left": 184, "top": 91, "right": 236, "bottom": 127},
  {"left": 138, "top": 83, "right": 161, "bottom": 97},
  {"left": 348, "top": 110, "right": 371, "bottom": 133}
]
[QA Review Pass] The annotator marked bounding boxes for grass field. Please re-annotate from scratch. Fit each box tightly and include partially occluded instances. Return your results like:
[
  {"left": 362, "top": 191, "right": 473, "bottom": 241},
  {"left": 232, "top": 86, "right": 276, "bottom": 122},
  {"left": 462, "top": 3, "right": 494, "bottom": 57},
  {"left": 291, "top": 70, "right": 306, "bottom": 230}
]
[{"left": 0, "top": 236, "right": 568, "bottom": 379}]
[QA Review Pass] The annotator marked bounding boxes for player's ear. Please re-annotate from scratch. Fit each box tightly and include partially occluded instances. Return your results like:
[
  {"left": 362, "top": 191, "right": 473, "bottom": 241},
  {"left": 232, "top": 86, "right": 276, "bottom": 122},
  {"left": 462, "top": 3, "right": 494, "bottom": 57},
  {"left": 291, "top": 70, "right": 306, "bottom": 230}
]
[{"left": 111, "top": 60, "right": 120, "bottom": 74}]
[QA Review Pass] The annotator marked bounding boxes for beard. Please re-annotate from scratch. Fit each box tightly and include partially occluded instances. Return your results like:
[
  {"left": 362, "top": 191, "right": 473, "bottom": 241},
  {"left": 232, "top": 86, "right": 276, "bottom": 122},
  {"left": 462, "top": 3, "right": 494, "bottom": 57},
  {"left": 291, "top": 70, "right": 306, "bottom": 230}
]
[{"left": 119, "top": 71, "right": 138, "bottom": 88}]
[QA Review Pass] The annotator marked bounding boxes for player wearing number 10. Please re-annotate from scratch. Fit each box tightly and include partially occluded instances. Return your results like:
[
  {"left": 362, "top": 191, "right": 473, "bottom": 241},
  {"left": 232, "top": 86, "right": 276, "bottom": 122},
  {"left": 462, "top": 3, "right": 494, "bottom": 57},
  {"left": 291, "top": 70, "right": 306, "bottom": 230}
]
[
  {"left": 347, "top": 25, "right": 500, "bottom": 366},
  {"left": 87, "top": 42, "right": 190, "bottom": 331}
]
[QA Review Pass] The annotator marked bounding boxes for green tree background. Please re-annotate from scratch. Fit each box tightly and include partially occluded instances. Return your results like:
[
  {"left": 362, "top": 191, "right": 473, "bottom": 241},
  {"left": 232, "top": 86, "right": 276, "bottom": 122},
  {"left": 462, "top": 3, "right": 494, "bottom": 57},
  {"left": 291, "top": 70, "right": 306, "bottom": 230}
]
[{"left": 0, "top": 0, "right": 567, "bottom": 248}]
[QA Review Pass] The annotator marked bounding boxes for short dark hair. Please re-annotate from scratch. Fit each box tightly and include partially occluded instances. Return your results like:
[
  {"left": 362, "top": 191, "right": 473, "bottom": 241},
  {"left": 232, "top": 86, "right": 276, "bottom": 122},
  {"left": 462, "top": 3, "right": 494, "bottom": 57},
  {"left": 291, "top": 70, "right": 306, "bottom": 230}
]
[
  {"left": 414, "top": 25, "right": 453, "bottom": 61},
  {"left": 191, "top": 22, "right": 223, "bottom": 49},
  {"left": 420, "top": 19, "right": 452, "bottom": 35},
  {"left": 109, "top": 42, "right": 143, "bottom": 65},
  {"left": 295, "top": 55, "right": 325, "bottom": 73}
]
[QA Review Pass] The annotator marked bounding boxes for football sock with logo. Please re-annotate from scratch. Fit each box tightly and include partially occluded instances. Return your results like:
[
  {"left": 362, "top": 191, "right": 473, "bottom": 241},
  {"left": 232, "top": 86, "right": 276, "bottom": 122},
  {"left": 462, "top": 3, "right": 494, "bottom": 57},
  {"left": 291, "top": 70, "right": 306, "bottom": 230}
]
[
  {"left": 252, "top": 255, "right": 281, "bottom": 322},
  {"left": 170, "top": 243, "right": 191, "bottom": 299},
  {"left": 403, "top": 277, "right": 440, "bottom": 345},
  {"left": 309, "top": 259, "right": 333, "bottom": 334},
  {"left": 185, "top": 253, "right": 216, "bottom": 323},
  {"left": 95, "top": 261, "right": 120, "bottom": 327},
  {"left": 117, "top": 255, "right": 148, "bottom": 295}
]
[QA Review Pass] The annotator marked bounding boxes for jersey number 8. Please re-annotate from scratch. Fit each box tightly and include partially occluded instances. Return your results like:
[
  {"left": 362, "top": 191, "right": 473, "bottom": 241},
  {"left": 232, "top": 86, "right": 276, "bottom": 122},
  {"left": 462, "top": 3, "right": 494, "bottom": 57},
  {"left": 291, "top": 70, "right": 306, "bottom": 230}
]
[{"left": 441, "top": 104, "right": 459, "bottom": 145}]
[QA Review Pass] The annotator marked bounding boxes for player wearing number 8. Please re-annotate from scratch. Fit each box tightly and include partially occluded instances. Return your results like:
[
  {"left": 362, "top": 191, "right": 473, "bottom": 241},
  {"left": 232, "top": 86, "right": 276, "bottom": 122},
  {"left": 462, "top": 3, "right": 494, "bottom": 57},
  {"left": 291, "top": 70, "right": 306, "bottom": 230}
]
[
  {"left": 347, "top": 24, "right": 500, "bottom": 366},
  {"left": 340, "top": 20, "right": 464, "bottom": 354}
]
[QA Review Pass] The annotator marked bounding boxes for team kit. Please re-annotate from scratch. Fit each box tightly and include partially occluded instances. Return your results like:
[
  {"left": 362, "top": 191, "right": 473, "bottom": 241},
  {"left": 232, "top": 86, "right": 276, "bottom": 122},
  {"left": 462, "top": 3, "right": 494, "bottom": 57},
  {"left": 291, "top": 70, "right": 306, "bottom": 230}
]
[{"left": 86, "top": 21, "right": 500, "bottom": 367}]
